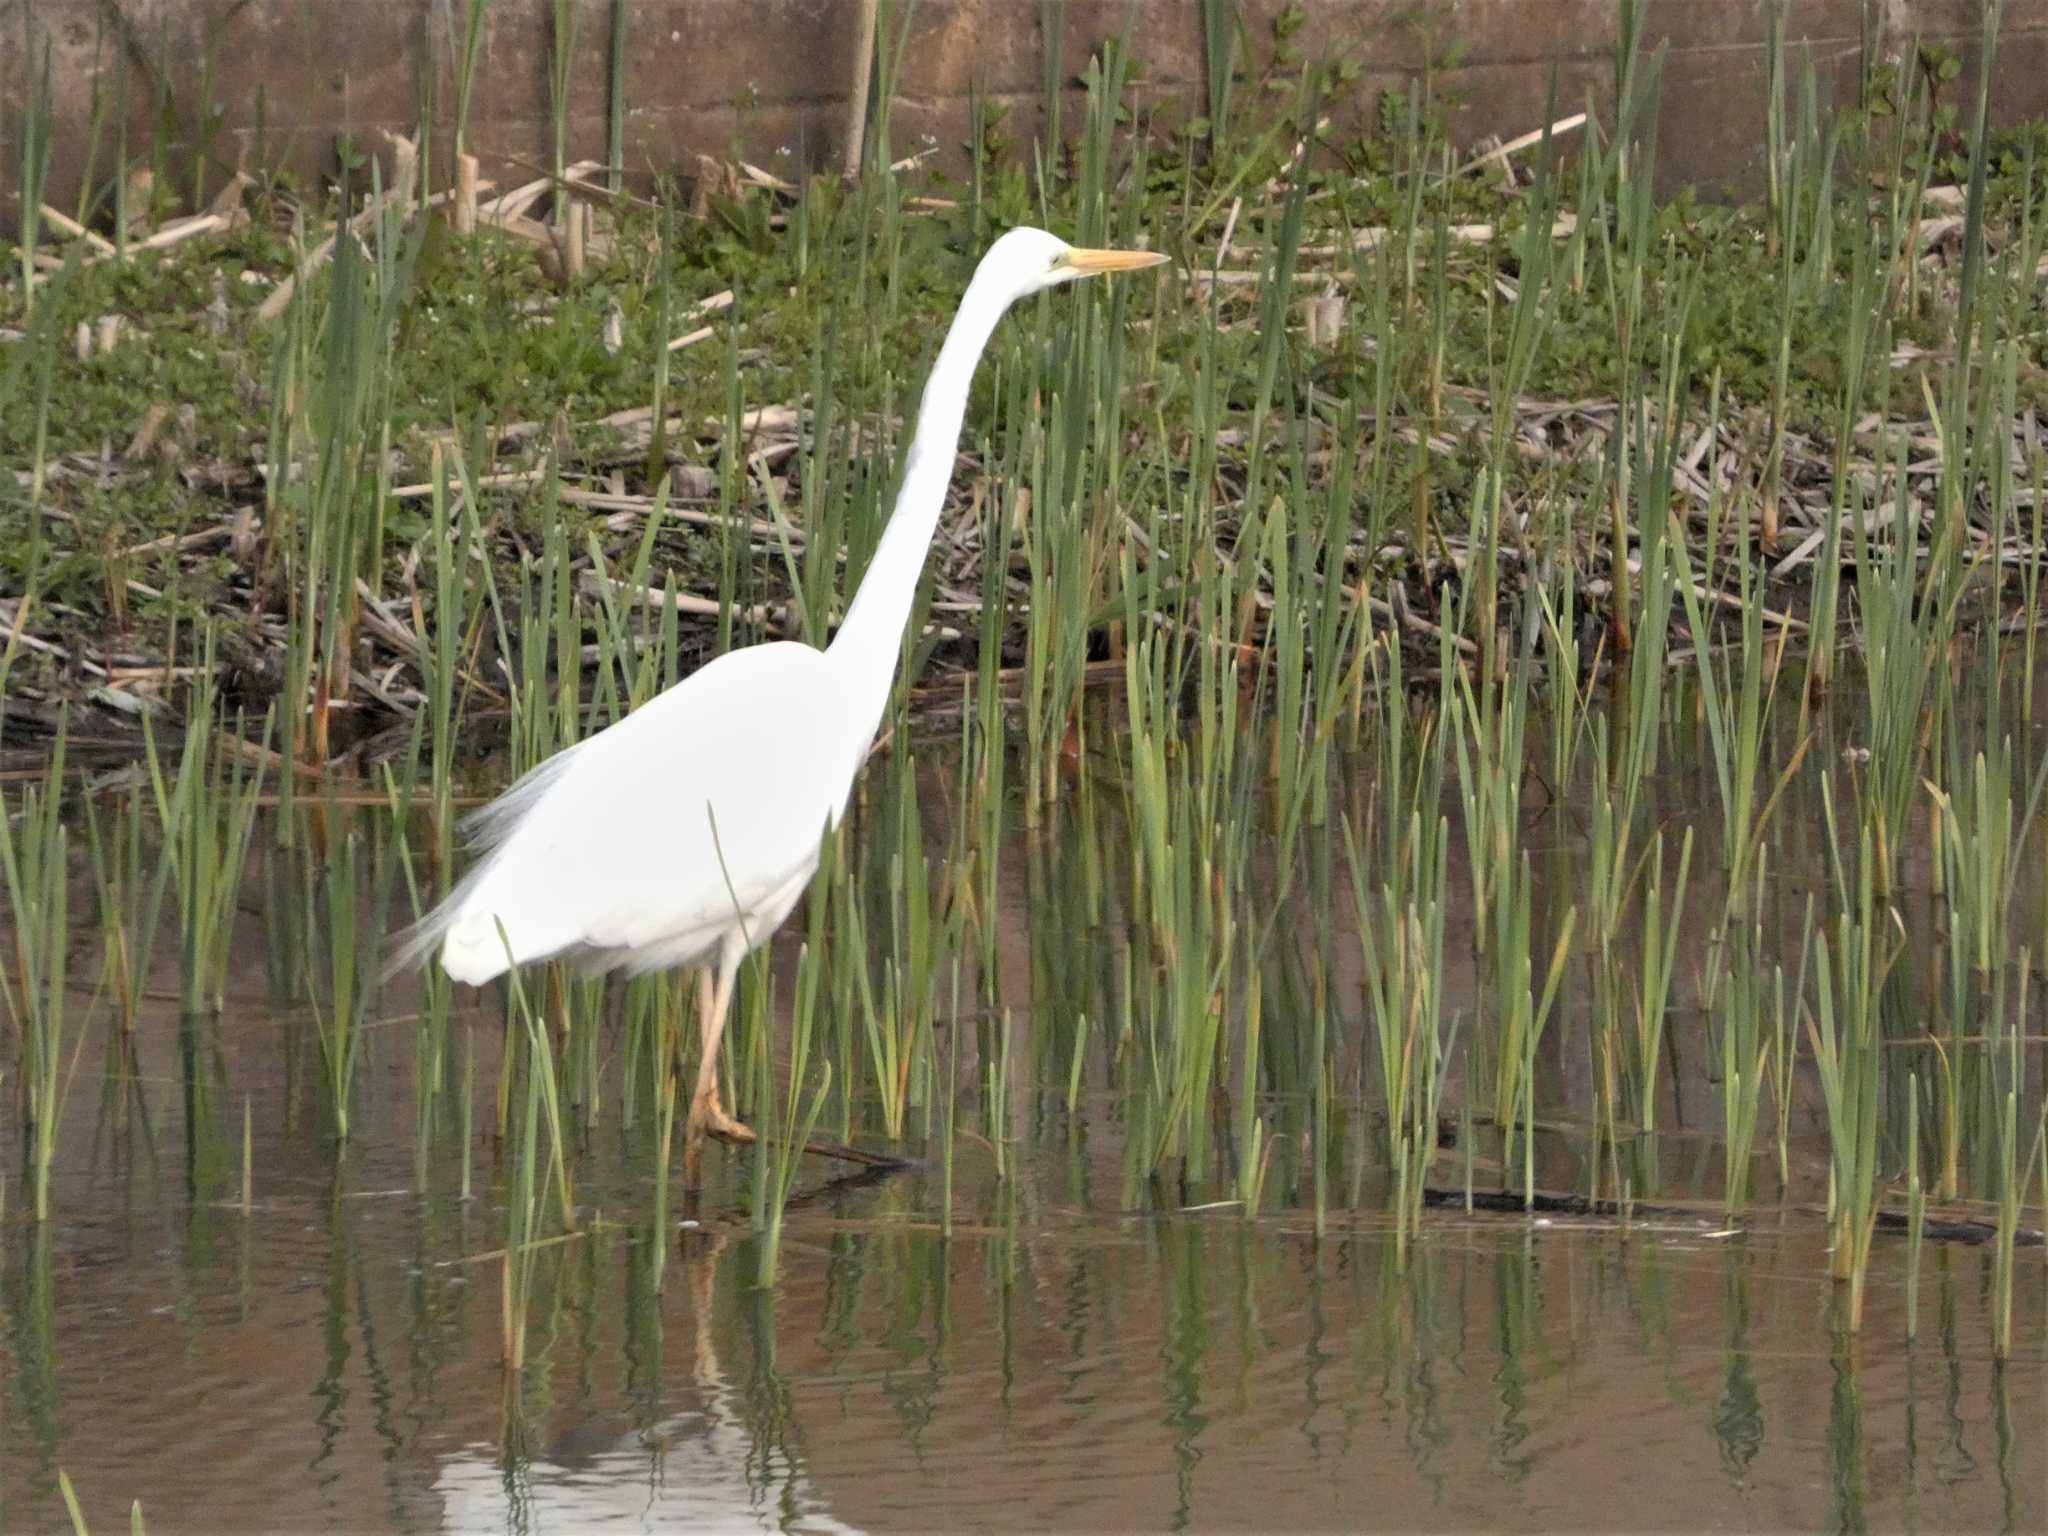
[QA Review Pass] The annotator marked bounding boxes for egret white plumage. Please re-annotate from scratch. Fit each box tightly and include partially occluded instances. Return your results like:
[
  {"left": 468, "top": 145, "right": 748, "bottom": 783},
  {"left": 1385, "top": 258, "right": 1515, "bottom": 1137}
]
[{"left": 397, "top": 227, "right": 1167, "bottom": 1175}]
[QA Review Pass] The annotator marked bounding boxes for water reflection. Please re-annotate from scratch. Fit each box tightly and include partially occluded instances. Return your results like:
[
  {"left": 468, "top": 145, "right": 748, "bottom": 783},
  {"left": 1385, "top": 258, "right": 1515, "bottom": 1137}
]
[
  {"left": 1713, "top": 1248, "right": 1762, "bottom": 1478},
  {"left": 3, "top": 1148, "right": 2044, "bottom": 1532},
  {"left": 436, "top": 1241, "right": 854, "bottom": 1534},
  {"left": 4, "top": 715, "right": 2046, "bottom": 1532}
]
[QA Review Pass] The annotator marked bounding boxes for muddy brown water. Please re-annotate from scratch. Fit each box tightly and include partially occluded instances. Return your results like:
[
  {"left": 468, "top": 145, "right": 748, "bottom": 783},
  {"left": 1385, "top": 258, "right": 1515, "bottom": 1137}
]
[
  {"left": 8, "top": 1000, "right": 2046, "bottom": 1530},
  {"left": 5, "top": 703, "right": 2048, "bottom": 1533},
  {"left": 5, "top": 1092, "right": 2044, "bottom": 1534}
]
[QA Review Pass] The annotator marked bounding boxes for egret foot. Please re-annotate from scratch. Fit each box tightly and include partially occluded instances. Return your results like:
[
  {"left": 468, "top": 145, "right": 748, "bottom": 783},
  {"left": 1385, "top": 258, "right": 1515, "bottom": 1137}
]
[{"left": 690, "top": 1089, "right": 756, "bottom": 1146}]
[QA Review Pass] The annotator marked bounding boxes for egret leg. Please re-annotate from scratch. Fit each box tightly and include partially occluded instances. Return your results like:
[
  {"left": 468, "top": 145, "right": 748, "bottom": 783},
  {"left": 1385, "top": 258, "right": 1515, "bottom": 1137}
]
[
  {"left": 684, "top": 942, "right": 755, "bottom": 1184},
  {"left": 680, "top": 968, "right": 710, "bottom": 1190}
]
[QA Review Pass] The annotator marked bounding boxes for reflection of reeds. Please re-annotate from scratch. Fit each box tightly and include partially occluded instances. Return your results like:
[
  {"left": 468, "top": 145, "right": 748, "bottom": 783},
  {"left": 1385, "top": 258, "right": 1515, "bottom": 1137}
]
[
  {"left": 1, "top": 737, "right": 71, "bottom": 1222},
  {"left": 1904, "top": 1070, "right": 1924, "bottom": 1342},
  {"left": 1990, "top": 964, "right": 2044, "bottom": 1360}
]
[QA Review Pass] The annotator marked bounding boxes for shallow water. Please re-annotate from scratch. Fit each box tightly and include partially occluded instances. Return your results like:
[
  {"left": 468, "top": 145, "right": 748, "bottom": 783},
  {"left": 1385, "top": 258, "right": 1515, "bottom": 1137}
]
[
  {"left": 6, "top": 1095, "right": 2044, "bottom": 1534},
  {"left": 5, "top": 696, "right": 2048, "bottom": 1532},
  {"left": 6, "top": 942, "right": 2047, "bottom": 1535}
]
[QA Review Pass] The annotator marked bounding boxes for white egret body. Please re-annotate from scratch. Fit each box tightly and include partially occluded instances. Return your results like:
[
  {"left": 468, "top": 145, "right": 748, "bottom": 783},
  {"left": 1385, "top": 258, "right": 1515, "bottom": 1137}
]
[{"left": 399, "top": 228, "right": 1166, "bottom": 1165}]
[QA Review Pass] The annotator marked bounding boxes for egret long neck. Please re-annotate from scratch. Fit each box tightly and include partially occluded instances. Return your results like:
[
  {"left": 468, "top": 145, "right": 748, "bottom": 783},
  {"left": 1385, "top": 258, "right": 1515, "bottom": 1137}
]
[{"left": 827, "top": 272, "right": 1014, "bottom": 739}]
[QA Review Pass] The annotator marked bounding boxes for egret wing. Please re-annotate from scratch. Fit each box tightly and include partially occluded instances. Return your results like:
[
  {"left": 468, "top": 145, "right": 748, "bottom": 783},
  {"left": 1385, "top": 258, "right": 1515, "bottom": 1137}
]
[{"left": 412, "top": 642, "right": 860, "bottom": 981}]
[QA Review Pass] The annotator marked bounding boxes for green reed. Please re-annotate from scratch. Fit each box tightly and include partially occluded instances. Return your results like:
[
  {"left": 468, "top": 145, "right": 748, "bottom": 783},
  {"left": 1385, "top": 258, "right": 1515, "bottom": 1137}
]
[
  {"left": 1232, "top": 969, "right": 1270, "bottom": 1217},
  {"left": 1472, "top": 109, "right": 1562, "bottom": 667},
  {"left": 418, "top": 446, "right": 493, "bottom": 838},
  {"left": 13, "top": 12, "right": 54, "bottom": 311},
  {"left": 1672, "top": 513, "right": 1801, "bottom": 925},
  {"left": 1117, "top": 537, "right": 1261, "bottom": 1186},
  {"left": 1347, "top": 780, "right": 1453, "bottom": 1261},
  {"left": 546, "top": 0, "right": 580, "bottom": 226},
  {"left": 939, "top": 963, "right": 964, "bottom": 1236},
  {"left": 496, "top": 926, "right": 576, "bottom": 1369},
  {"left": 1716, "top": 855, "right": 1788, "bottom": 1219},
  {"left": 1987, "top": 961, "right": 2042, "bottom": 1361},
  {"left": 1627, "top": 827, "right": 1693, "bottom": 1153},
  {"left": 1926, "top": 735, "right": 2048, "bottom": 1199},
  {"left": 141, "top": 657, "right": 268, "bottom": 1018},
  {"left": 81, "top": 781, "right": 167, "bottom": 1042},
  {"left": 79, "top": 784, "right": 163, "bottom": 1145},
  {"left": 1499, "top": 850, "right": 1576, "bottom": 1211},
  {"left": 820, "top": 788, "right": 933, "bottom": 1145},
  {"left": 1583, "top": 724, "right": 1635, "bottom": 1191},
  {"left": 1017, "top": 45, "right": 1152, "bottom": 818},
  {"left": 747, "top": 943, "right": 831, "bottom": 1287},
  {"left": 1449, "top": 621, "right": 1527, "bottom": 965},
  {"left": 54, "top": 1469, "right": 145, "bottom": 1536},
  {"left": 1798, "top": 189, "right": 1894, "bottom": 705},
  {"left": 297, "top": 809, "right": 375, "bottom": 1142},
  {"left": 859, "top": 746, "right": 956, "bottom": 1135},
  {"left": 1923, "top": 2, "right": 2004, "bottom": 596},
  {"left": 1448, "top": 615, "right": 1574, "bottom": 1191},
  {"left": 0, "top": 733, "right": 70, "bottom": 1222},
  {"left": 1758, "top": 3, "right": 1842, "bottom": 555},
  {"left": 644, "top": 206, "right": 675, "bottom": 485},
  {"left": 1808, "top": 777, "right": 1898, "bottom": 1333},
  {"left": 1850, "top": 455, "right": 1959, "bottom": 903},
  {"left": 1672, "top": 509, "right": 1809, "bottom": 1215},
  {"left": 267, "top": 162, "right": 427, "bottom": 775},
  {"left": 447, "top": 0, "right": 492, "bottom": 166},
  {"left": 1197, "top": 0, "right": 1239, "bottom": 155},
  {"left": 477, "top": 496, "right": 575, "bottom": 772},
  {"left": 1904, "top": 1068, "right": 1924, "bottom": 1343},
  {"left": 1586, "top": 9, "right": 1665, "bottom": 653},
  {"left": 639, "top": 977, "right": 681, "bottom": 1291},
  {"left": 9, "top": 220, "right": 65, "bottom": 533},
  {"left": 605, "top": 0, "right": 627, "bottom": 194},
  {"left": 384, "top": 451, "right": 498, "bottom": 1174},
  {"left": 1725, "top": 857, "right": 1814, "bottom": 1218}
]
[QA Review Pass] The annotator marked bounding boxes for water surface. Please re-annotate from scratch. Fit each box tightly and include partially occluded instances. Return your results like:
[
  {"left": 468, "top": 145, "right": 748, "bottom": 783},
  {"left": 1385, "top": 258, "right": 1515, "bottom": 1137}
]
[{"left": 4, "top": 707, "right": 2047, "bottom": 1533}]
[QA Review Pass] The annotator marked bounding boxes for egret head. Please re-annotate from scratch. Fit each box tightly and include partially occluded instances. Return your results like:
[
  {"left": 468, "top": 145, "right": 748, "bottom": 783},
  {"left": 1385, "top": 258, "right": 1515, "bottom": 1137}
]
[{"left": 979, "top": 226, "right": 1169, "bottom": 302}]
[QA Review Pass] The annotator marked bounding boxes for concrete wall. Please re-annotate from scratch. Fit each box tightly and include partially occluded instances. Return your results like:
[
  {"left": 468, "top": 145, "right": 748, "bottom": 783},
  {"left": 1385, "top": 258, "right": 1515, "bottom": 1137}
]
[{"left": 9, "top": 1, "right": 2048, "bottom": 229}]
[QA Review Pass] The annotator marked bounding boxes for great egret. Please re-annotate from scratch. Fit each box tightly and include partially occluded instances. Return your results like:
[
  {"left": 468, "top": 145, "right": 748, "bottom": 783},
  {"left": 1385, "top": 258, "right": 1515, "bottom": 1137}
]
[{"left": 399, "top": 227, "right": 1167, "bottom": 1174}]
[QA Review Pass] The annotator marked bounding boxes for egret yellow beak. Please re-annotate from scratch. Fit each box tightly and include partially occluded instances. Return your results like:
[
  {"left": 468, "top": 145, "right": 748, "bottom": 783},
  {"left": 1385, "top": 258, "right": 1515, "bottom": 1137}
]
[{"left": 1062, "top": 246, "right": 1171, "bottom": 274}]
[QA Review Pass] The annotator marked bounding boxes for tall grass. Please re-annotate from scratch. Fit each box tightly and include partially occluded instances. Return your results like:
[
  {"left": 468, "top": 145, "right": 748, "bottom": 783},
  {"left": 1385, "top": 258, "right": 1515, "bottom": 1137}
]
[
  {"left": 141, "top": 653, "right": 268, "bottom": 1018},
  {"left": 496, "top": 932, "right": 576, "bottom": 1371},
  {"left": 547, "top": 0, "right": 581, "bottom": 226},
  {"left": 1348, "top": 668, "right": 1453, "bottom": 1258},
  {"left": 13, "top": 13, "right": 54, "bottom": 310},
  {"left": 267, "top": 161, "right": 429, "bottom": 776},
  {"left": 449, "top": 0, "right": 492, "bottom": 165},
  {"left": 82, "top": 784, "right": 167, "bottom": 1042},
  {"left": 0, "top": 733, "right": 72, "bottom": 1221},
  {"left": 1808, "top": 779, "right": 1898, "bottom": 1333}
]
